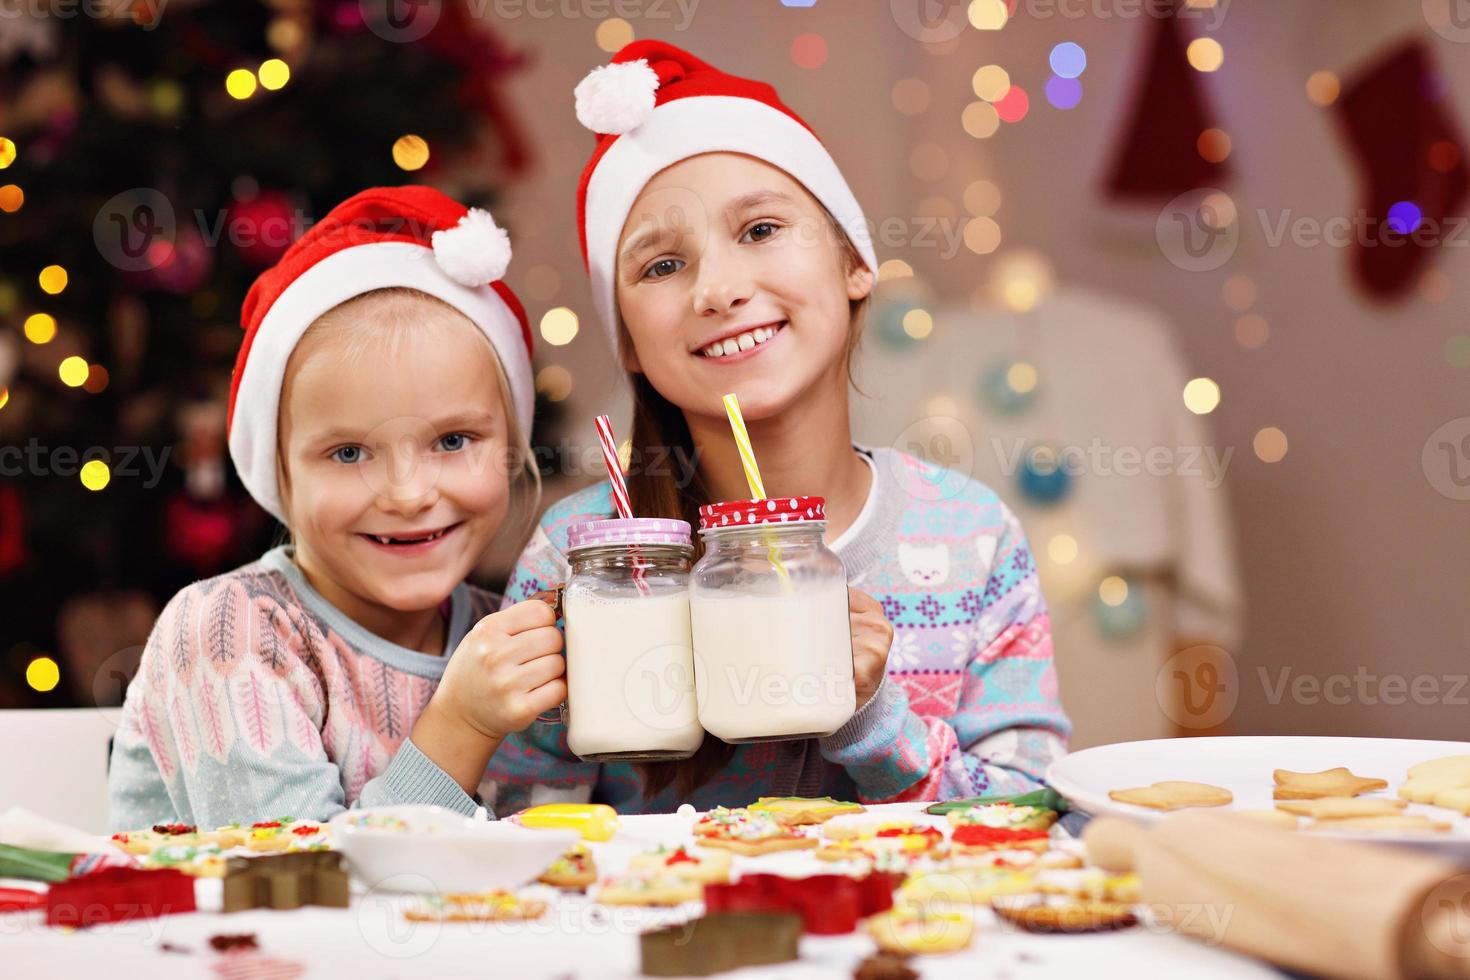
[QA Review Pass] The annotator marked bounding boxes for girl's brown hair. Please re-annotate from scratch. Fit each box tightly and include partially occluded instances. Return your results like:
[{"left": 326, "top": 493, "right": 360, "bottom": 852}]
[{"left": 623, "top": 216, "right": 871, "bottom": 798}]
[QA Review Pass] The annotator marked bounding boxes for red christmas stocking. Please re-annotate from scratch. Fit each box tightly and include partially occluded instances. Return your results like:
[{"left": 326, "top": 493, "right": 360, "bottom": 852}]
[
  {"left": 1335, "top": 39, "right": 1469, "bottom": 300},
  {"left": 1104, "top": 2, "right": 1229, "bottom": 201}
]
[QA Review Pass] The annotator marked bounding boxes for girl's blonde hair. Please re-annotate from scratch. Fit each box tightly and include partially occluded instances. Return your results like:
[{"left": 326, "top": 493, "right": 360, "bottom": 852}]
[
  {"left": 277, "top": 286, "right": 542, "bottom": 551},
  {"left": 620, "top": 214, "right": 870, "bottom": 798}
]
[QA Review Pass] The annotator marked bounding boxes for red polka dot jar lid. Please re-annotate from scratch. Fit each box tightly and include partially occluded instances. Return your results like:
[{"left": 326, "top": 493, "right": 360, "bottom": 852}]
[
  {"left": 698, "top": 496, "right": 827, "bottom": 532},
  {"left": 567, "top": 517, "right": 692, "bottom": 552}
]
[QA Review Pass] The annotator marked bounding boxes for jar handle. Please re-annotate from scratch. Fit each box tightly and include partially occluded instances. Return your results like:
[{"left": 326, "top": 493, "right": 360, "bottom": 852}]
[{"left": 529, "top": 586, "right": 568, "bottom": 725}]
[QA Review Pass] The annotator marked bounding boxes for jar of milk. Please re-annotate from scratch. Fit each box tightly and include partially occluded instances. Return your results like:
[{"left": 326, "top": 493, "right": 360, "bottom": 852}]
[
  {"left": 689, "top": 497, "right": 856, "bottom": 742},
  {"left": 562, "top": 518, "right": 703, "bottom": 762}
]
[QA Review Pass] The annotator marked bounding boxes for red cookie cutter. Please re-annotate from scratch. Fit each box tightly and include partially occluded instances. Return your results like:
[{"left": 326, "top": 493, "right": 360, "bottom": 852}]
[
  {"left": 45, "top": 867, "right": 196, "bottom": 928},
  {"left": 703, "top": 871, "right": 901, "bottom": 935}
]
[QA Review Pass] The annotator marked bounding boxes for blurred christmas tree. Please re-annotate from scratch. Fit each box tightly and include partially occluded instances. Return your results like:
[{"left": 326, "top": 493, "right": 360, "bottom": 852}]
[{"left": 0, "top": 1, "right": 532, "bottom": 707}]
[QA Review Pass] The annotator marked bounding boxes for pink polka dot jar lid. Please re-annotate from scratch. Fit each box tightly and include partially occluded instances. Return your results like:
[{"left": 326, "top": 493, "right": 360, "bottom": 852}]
[
  {"left": 567, "top": 517, "right": 692, "bottom": 552},
  {"left": 698, "top": 496, "right": 827, "bottom": 532}
]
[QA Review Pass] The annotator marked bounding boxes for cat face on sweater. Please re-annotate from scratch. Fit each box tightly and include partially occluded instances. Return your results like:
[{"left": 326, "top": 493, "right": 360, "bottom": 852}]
[
  {"left": 276, "top": 292, "right": 515, "bottom": 643},
  {"left": 899, "top": 542, "right": 950, "bottom": 586}
]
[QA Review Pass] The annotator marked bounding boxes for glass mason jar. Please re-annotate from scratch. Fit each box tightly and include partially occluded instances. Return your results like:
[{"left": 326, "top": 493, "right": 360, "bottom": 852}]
[
  {"left": 561, "top": 518, "right": 703, "bottom": 762},
  {"left": 689, "top": 496, "right": 856, "bottom": 743}
]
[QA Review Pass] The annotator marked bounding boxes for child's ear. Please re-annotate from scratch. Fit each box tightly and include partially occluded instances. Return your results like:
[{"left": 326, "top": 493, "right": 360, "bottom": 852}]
[{"left": 846, "top": 264, "right": 875, "bottom": 302}]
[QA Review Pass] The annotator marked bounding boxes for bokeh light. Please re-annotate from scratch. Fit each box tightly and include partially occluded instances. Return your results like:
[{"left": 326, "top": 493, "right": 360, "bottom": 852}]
[
  {"left": 59, "top": 356, "right": 89, "bottom": 387},
  {"left": 972, "top": 65, "right": 1010, "bottom": 102},
  {"left": 1306, "top": 70, "right": 1340, "bottom": 107},
  {"left": 964, "top": 217, "right": 1002, "bottom": 255},
  {"left": 902, "top": 308, "right": 934, "bottom": 340},
  {"left": 1182, "top": 377, "right": 1221, "bottom": 414},
  {"left": 791, "top": 33, "right": 828, "bottom": 69},
  {"left": 38, "top": 264, "right": 68, "bottom": 295},
  {"left": 0, "top": 184, "right": 24, "bottom": 212},
  {"left": 535, "top": 364, "right": 574, "bottom": 402},
  {"left": 878, "top": 259, "right": 915, "bottom": 281},
  {"left": 24, "top": 312, "right": 56, "bottom": 344},
  {"left": 1222, "top": 275, "right": 1256, "bottom": 311},
  {"left": 1235, "top": 314, "right": 1269, "bottom": 349},
  {"left": 0, "top": 137, "right": 14, "bottom": 169},
  {"left": 83, "top": 364, "right": 110, "bottom": 394},
  {"left": 1007, "top": 361, "right": 1038, "bottom": 393},
  {"left": 26, "top": 656, "right": 59, "bottom": 693},
  {"left": 994, "top": 249, "right": 1055, "bottom": 312},
  {"left": 0, "top": 387, "right": 8, "bottom": 411},
  {"left": 1254, "top": 426, "right": 1288, "bottom": 463},
  {"left": 963, "top": 180, "right": 1002, "bottom": 217},
  {"left": 1048, "top": 534, "right": 1079, "bottom": 565},
  {"left": 962, "top": 101, "right": 1001, "bottom": 139},
  {"left": 392, "top": 135, "right": 430, "bottom": 171},
  {"left": 1098, "top": 576, "right": 1129, "bottom": 607},
  {"left": 80, "top": 459, "right": 111, "bottom": 491},
  {"left": 540, "top": 307, "right": 580, "bottom": 346},
  {"left": 1045, "top": 76, "right": 1083, "bottom": 110},
  {"left": 1049, "top": 42, "right": 1087, "bottom": 79},
  {"left": 225, "top": 68, "right": 257, "bottom": 99},
  {"left": 994, "top": 86, "right": 1030, "bottom": 123},
  {"left": 968, "top": 0, "right": 1009, "bottom": 30},
  {"left": 258, "top": 59, "right": 290, "bottom": 91},
  {"left": 891, "top": 78, "right": 931, "bottom": 115},
  {"left": 596, "top": 17, "right": 634, "bottom": 52},
  {"left": 908, "top": 143, "right": 950, "bottom": 181},
  {"left": 1429, "top": 140, "right": 1461, "bottom": 175},
  {"left": 1187, "top": 38, "right": 1224, "bottom": 73},
  {"left": 1387, "top": 200, "right": 1423, "bottom": 235},
  {"left": 1197, "top": 128, "right": 1232, "bottom": 163}
]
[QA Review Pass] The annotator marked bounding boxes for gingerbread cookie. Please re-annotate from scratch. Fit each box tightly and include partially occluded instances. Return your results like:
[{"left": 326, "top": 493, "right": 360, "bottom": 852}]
[
  {"left": 992, "top": 897, "right": 1138, "bottom": 934},
  {"left": 693, "top": 808, "right": 818, "bottom": 856},
  {"left": 1275, "top": 797, "right": 1407, "bottom": 820}
]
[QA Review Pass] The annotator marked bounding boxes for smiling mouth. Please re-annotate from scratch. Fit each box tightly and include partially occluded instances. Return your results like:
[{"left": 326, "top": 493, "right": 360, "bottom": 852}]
[
  {"left": 360, "top": 524, "right": 461, "bottom": 547},
  {"left": 697, "top": 321, "right": 787, "bottom": 359}
]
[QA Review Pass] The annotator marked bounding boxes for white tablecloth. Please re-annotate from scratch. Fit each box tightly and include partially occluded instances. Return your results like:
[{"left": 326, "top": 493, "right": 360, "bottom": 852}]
[{"left": 8, "top": 804, "right": 1283, "bottom": 979}]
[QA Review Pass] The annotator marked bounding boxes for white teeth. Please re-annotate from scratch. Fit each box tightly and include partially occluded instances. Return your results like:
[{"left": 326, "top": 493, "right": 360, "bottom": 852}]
[{"left": 700, "top": 324, "right": 783, "bottom": 358}]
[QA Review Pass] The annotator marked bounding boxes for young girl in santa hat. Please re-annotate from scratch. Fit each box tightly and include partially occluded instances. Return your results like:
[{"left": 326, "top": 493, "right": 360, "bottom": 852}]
[
  {"left": 486, "top": 42, "right": 1070, "bottom": 814},
  {"left": 109, "top": 186, "right": 566, "bottom": 829}
]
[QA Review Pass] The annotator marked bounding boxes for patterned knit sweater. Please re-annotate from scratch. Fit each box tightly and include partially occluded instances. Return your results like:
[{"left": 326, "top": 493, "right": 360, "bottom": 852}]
[
  {"left": 108, "top": 547, "right": 502, "bottom": 830},
  {"left": 484, "top": 446, "right": 1070, "bottom": 816}
]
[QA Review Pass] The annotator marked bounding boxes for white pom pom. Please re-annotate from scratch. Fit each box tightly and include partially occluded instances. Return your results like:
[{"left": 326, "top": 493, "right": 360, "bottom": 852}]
[
  {"left": 676, "top": 803, "right": 696, "bottom": 818},
  {"left": 574, "top": 59, "right": 659, "bottom": 135},
  {"left": 431, "top": 208, "right": 511, "bottom": 286}
]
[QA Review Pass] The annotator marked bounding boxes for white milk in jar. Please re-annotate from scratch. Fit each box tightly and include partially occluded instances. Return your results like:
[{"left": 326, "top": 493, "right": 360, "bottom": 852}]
[
  {"left": 562, "top": 518, "right": 703, "bottom": 761},
  {"left": 690, "top": 496, "right": 857, "bottom": 742}
]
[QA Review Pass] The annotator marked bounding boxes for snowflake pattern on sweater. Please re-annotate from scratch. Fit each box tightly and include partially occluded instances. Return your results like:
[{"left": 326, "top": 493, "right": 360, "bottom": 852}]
[
  {"left": 484, "top": 447, "right": 1070, "bottom": 815},
  {"left": 108, "top": 547, "right": 501, "bottom": 830}
]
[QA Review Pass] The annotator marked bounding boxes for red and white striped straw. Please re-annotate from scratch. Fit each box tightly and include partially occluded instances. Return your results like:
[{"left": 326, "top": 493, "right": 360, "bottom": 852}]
[
  {"left": 594, "top": 414, "right": 633, "bottom": 519},
  {"left": 593, "top": 415, "right": 650, "bottom": 596}
]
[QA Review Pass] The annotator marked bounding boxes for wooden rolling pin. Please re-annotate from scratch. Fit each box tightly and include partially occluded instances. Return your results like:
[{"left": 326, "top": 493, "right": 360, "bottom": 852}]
[{"left": 1084, "top": 811, "right": 1470, "bottom": 980}]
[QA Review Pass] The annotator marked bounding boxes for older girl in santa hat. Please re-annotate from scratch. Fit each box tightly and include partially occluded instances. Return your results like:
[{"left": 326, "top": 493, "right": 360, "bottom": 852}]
[
  {"left": 109, "top": 186, "right": 565, "bottom": 829},
  {"left": 486, "top": 42, "right": 1070, "bottom": 814}
]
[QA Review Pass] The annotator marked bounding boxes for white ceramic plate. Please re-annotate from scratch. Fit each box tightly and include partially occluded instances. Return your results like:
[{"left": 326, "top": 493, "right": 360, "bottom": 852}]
[
  {"left": 329, "top": 805, "right": 578, "bottom": 893},
  {"left": 1047, "top": 736, "right": 1470, "bottom": 855}
]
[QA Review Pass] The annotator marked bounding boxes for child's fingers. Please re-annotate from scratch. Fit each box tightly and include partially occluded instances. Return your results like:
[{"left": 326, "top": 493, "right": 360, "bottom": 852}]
[
  {"left": 516, "top": 652, "right": 567, "bottom": 689},
  {"left": 479, "top": 598, "right": 558, "bottom": 637},
  {"left": 522, "top": 677, "right": 568, "bottom": 718},
  {"left": 847, "top": 587, "right": 881, "bottom": 614},
  {"left": 508, "top": 625, "right": 564, "bottom": 664}
]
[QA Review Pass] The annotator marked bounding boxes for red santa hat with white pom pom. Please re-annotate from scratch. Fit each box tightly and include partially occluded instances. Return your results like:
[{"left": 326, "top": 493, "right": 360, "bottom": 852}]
[
  {"left": 227, "top": 185, "right": 533, "bottom": 523},
  {"left": 574, "top": 40, "right": 878, "bottom": 340}
]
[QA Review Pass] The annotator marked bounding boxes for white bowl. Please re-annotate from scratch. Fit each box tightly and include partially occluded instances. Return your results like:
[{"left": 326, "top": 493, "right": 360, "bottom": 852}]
[{"left": 329, "top": 805, "right": 578, "bottom": 893}]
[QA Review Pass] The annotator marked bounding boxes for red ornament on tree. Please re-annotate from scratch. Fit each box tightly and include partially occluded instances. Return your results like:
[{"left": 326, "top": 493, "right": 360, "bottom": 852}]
[{"left": 228, "top": 190, "right": 297, "bottom": 268}]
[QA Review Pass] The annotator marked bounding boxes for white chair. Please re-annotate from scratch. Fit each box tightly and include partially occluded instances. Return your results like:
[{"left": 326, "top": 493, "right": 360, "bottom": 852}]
[{"left": 0, "top": 708, "right": 122, "bottom": 834}]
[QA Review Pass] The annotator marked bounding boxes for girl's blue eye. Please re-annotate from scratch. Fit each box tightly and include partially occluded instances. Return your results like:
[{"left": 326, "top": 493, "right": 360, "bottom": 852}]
[
  {"left": 743, "top": 222, "right": 778, "bottom": 243},
  {"left": 331, "top": 446, "right": 363, "bottom": 464},
  {"left": 644, "top": 258, "right": 684, "bottom": 281},
  {"left": 438, "top": 433, "right": 471, "bottom": 452}
]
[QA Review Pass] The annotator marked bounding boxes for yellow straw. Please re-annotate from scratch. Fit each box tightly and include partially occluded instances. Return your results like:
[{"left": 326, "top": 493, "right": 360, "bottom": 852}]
[
  {"left": 723, "top": 393, "right": 766, "bottom": 499},
  {"left": 722, "top": 393, "right": 790, "bottom": 589}
]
